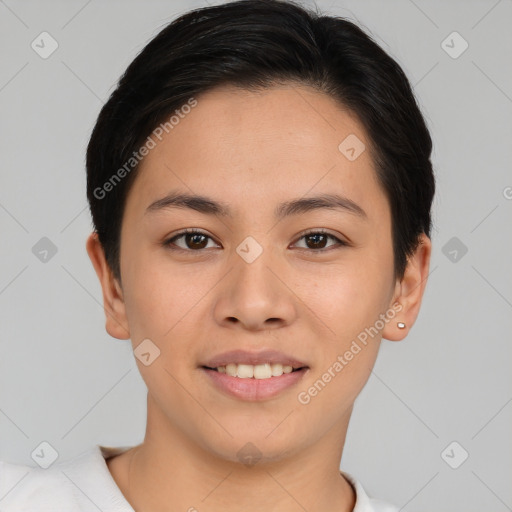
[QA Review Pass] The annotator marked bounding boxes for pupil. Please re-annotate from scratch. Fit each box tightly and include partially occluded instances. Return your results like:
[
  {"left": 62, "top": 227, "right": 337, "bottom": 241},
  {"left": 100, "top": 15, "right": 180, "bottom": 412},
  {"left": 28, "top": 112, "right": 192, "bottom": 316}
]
[
  {"left": 307, "top": 234, "right": 326, "bottom": 249},
  {"left": 187, "top": 233, "right": 207, "bottom": 249}
]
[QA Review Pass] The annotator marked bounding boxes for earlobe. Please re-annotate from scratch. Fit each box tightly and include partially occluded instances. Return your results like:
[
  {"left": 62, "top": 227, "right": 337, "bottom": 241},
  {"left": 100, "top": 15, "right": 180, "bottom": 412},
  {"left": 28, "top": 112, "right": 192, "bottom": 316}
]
[
  {"left": 85, "top": 232, "right": 131, "bottom": 340},
  {"left": 382, "top": 233, "right": 432, "bottom": 342}
]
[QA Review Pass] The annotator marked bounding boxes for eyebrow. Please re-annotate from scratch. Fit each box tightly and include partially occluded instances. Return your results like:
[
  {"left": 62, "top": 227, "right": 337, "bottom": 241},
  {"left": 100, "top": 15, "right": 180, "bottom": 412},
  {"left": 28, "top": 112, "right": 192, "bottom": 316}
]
[{"left": 145, "top": 191, "right": 367, "bottom": 220}]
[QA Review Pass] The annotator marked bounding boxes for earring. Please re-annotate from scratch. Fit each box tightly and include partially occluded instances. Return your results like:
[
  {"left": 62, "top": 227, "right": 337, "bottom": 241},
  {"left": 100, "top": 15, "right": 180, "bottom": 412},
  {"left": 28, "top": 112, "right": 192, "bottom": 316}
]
[{"left": 397, "top": 322, "right": 406, "bottom": 329}]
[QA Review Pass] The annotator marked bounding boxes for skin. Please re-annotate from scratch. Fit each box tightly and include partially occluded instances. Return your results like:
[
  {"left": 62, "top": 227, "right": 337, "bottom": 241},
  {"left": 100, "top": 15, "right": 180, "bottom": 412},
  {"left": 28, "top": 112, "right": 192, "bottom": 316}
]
[{"left": 86, "top": 84, "right": 431, "bottom": 512}]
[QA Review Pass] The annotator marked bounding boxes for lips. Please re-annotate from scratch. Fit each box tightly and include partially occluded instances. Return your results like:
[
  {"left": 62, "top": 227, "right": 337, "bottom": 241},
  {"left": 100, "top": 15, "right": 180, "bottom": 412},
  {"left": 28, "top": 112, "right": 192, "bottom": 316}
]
[
  {"left": 201, "top": 366, "right": 309, "bottom": 401},
  {"left": 200, "top": 349, "right": 308, "bottom": 370}
]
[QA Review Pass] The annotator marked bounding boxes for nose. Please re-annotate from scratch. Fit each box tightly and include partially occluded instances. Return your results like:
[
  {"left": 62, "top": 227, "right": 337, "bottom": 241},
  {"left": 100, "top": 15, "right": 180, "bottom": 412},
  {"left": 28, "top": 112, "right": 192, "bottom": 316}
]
[{"left": 213, "top": 248, "right": 298, "bottom": 332}]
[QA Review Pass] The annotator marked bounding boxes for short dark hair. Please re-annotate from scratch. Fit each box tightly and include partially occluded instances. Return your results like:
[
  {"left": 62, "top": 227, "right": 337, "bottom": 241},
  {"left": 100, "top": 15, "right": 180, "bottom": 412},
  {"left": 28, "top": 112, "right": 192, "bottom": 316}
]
[{"left": 86, "top": 0, "right": 435, "bottom": 284}]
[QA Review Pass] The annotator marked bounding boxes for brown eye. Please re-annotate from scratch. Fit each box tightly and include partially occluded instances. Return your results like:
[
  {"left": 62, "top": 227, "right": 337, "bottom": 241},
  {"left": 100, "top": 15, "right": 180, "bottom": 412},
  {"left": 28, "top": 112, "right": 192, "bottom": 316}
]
[
  {"left": 164, "top": 229, "right": 347, "bottom": 252},
  {"left": 165, "top": 230, "right": 219, "bottom": 251},
  {"left": 305, "top": 233, "right": 328, "bottom": 249},
  {"left": 184, "top": 233, "right": 208, "bottom": 249},
  {"left": 293, "top": 231, "right": 346, "bottom": 251}
]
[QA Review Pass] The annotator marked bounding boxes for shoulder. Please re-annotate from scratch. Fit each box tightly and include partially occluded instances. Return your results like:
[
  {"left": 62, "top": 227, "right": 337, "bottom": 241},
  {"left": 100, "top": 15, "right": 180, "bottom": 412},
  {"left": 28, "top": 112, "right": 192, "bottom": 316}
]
[
  {"left": 0, "top": 445, "right": 132, "bottom": 511},
  {"left": 0, "top": 457, "right": 79, "bottom": 510},
  {"left": 341, "top": 470, "right": 400, "bottom": 512}
]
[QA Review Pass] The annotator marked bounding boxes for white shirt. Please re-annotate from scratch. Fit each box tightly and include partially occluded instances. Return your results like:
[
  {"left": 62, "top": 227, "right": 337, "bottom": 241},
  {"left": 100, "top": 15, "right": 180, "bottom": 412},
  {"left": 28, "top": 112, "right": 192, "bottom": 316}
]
[{"left": 0, "top": 445, "right": 399, "bottom": 511}]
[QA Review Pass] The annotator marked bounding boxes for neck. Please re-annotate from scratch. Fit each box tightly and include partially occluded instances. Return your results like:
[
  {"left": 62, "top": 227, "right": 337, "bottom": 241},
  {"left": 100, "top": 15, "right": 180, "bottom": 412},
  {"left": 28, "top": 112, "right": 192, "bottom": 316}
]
[{"left": 109, "top": 394, "right": 356, "bottom": 512}]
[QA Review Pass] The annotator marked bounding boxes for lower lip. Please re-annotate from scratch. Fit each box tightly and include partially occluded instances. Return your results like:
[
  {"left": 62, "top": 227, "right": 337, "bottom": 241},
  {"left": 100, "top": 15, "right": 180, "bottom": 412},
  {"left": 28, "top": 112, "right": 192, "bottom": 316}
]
[{"left": 201, "top": 367, "right": 308, "bottom": 401}]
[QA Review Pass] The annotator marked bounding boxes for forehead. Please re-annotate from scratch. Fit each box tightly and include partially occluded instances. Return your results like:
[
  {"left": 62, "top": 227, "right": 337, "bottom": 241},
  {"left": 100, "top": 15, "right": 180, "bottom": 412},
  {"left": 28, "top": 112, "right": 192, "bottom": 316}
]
[{"left": 125, "top": 84, "right": 387, "bottom": 220}]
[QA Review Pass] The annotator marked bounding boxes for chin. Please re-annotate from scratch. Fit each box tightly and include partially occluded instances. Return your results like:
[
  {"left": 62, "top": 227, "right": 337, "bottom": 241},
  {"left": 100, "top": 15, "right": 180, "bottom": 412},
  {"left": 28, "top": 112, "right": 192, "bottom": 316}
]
[{"left": 198, "top": 427, "right": 306, "bottom": 467}]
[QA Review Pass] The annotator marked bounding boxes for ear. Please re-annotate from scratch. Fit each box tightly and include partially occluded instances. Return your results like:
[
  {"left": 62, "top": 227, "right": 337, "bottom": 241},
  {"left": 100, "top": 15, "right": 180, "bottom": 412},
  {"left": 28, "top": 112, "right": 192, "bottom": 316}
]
[
  {"left": 382, "top": 233, "right": 432, "bottom": 341},
  {"left": 85, "top": 232, "right": 130, "bottom": 340}
]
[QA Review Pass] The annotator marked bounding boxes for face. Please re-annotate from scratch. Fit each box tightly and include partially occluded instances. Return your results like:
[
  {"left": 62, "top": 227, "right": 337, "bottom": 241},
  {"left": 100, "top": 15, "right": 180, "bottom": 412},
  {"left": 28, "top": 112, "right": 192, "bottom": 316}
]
[{"left": 89, "top": 84, "right": 423, "bottom": 464}]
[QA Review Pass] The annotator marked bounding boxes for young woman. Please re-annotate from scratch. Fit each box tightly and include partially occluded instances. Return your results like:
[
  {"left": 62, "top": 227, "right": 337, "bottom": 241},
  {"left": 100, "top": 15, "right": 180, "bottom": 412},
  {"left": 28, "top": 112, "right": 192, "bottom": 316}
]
[{"left": 0, "top": 1, "right": 434, "bottom": 510}]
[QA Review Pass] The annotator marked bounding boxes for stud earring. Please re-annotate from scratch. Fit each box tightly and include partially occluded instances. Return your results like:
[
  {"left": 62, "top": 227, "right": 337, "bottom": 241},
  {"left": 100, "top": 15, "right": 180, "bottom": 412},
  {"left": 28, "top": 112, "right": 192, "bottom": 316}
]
[{"left": 397, "top": 322, "right": 406, "bottom": 329}]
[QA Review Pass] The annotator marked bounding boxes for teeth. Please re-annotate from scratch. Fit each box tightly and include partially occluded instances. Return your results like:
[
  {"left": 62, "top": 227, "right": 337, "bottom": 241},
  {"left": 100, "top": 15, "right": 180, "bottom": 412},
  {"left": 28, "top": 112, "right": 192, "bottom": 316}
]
[{"left": 219, "top": 363, "right": 296, "bottom": 379}]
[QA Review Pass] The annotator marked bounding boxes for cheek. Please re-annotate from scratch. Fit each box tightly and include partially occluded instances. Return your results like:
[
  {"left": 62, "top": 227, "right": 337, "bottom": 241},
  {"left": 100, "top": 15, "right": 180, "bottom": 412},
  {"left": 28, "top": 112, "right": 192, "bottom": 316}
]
[
  {"left": 121, "top": 252, "right": 221, "bottom": 369},
  {"left": 293, "top": 269, "right": 386, "bottom": 418},
  {"left": 121, "top": 264, "right": 202, "bottom": 392},
  {"left": 295, "top": 256, "right": 393, "bottom": 343},
  {"left": 121, "top": 254, "right": 193, "bottom": 342}
]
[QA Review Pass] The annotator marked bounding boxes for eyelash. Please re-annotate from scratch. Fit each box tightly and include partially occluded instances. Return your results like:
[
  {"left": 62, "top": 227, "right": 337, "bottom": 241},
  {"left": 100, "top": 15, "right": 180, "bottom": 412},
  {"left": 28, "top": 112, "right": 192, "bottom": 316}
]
[{"left": 163, "top": 228, "right": 348, "bottom": 253}]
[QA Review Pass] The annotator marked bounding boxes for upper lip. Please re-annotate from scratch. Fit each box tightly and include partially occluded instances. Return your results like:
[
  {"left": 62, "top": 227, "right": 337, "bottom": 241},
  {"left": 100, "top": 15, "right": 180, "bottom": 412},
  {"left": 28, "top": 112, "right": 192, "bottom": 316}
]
[{"left": 201, "top": 349, "right": 308, "bottom": 369}]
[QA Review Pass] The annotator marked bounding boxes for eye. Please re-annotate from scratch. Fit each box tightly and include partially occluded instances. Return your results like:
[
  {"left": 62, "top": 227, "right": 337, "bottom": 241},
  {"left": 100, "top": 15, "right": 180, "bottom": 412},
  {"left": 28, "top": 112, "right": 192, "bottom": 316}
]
[
  {"left": 163, "top": 228, "right": 348, "bottom": 252},
  {"left": 292, "top": 230, "right": 347, "bottom": 251},
  {"left": 164, "top": 229, "right": 220, "bottom": 251}
]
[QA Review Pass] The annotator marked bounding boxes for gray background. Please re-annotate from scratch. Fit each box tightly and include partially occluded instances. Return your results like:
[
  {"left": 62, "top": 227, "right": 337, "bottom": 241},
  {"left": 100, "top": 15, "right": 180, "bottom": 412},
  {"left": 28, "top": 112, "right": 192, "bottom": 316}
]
[{"left": 1, "top": 0, "right": 511, "bottom": 510}]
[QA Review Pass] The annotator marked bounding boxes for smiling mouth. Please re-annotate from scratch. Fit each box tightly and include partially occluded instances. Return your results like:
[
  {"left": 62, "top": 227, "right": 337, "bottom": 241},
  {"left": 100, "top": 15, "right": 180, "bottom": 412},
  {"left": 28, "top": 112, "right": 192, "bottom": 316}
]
[{"left": 202, "top": 363, "right": 307, "bottom": 379}]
